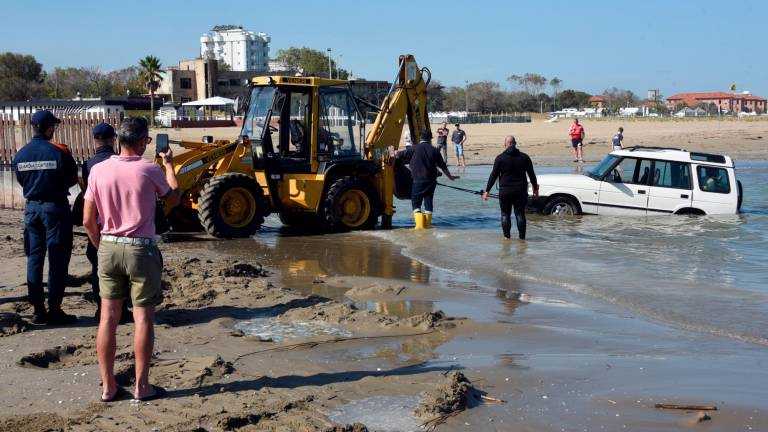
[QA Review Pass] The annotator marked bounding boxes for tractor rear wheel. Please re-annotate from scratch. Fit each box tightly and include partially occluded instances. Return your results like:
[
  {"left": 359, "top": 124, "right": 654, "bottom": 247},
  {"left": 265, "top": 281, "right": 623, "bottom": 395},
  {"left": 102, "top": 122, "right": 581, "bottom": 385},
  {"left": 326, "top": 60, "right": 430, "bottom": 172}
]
[
  {"left": 322, "top": 176, "right": 379, "bottom": 231},
  {"left": 198, "top": 173, "right": 266, "bottom": 238}
]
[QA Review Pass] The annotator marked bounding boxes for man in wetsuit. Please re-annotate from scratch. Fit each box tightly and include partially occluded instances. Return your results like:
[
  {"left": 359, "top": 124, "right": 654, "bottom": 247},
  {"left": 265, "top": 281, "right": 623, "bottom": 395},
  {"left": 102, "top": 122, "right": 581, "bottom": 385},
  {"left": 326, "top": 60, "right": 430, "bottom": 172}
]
[
  {"left": 398, "top": 130, "right": 459, "bottom": 228},
  {"left": 482, "top": 136, "right": 538, "bottom": 240}
]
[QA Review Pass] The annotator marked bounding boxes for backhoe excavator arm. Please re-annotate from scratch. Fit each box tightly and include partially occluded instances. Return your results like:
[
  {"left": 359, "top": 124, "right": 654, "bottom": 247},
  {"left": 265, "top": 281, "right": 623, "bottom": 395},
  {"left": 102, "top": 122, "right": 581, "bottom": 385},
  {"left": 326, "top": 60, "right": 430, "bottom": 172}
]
[{"left": 364, "top": 54, "right": 431, "bottom": 227}]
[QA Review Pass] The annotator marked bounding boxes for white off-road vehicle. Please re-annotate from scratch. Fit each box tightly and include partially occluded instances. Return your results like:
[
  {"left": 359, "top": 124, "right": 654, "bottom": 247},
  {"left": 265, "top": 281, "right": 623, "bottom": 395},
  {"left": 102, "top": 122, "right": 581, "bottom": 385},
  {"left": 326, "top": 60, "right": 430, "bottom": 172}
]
[{"left": 530, "top": 147, "right": 743, "bottom": 216}]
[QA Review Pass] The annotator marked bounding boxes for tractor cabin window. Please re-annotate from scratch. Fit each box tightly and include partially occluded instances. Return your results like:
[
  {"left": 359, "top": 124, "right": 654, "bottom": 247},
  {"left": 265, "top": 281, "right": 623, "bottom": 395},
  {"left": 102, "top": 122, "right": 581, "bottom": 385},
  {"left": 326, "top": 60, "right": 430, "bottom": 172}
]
[{"left": 318, "top": 87, "right": 362, "bottom": 158}]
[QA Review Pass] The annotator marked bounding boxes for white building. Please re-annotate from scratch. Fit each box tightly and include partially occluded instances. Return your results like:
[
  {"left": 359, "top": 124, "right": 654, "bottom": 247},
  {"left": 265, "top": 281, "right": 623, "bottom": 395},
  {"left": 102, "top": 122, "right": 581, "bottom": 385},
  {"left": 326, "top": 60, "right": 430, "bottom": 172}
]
[{"left": 200, "top": 25, "right": 270, "bottom": 72}]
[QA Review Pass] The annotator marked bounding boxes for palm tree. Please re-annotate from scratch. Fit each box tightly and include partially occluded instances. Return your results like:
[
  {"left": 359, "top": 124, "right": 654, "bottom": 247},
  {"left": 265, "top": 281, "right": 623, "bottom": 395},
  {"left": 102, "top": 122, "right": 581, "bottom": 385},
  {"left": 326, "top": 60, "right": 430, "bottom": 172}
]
[{"left": 139, "top": 55, "right": 164, "bottom": 127}]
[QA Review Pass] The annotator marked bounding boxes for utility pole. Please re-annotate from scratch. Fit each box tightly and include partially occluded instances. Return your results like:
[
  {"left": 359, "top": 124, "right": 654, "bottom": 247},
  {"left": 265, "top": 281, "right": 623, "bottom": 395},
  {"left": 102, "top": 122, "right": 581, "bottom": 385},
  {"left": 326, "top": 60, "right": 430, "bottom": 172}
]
[
  {"left": 327, "top": 48, "right": 332, "bottom": 79},
  {"left": 464, "top": 80, "right": 469, "bottom": 113}
]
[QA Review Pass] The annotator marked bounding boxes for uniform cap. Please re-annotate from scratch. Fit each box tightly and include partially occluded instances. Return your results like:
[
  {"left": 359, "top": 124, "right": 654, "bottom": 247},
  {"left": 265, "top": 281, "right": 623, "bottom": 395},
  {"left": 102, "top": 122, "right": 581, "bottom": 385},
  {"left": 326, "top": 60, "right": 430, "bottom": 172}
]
[
  {"left": 31, "top": 110, "right": 61, "bottom": 127},
  {"left": 92, "top": 123, "right": 116, "bottom": 139}
]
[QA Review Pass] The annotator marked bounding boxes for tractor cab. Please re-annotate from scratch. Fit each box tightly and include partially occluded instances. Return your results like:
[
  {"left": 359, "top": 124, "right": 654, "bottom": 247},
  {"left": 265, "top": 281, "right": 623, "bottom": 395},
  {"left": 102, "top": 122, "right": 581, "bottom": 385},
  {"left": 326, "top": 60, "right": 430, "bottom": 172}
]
[{"left": 242, "top": 77, "right": 366, "bottom": 178}]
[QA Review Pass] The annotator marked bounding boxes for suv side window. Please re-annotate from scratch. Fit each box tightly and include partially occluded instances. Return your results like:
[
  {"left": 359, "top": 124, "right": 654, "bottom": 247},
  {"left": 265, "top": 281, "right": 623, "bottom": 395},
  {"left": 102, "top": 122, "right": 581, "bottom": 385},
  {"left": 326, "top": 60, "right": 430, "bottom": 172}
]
[
  {"left": 697, "top": 166, "right": 730, "bottom": 193},
  {"left": 653, "top": 160, "right": 692, "bottom": 190},
  {"left": 610, "top": 157, "right": 652, "bottom": 185}
]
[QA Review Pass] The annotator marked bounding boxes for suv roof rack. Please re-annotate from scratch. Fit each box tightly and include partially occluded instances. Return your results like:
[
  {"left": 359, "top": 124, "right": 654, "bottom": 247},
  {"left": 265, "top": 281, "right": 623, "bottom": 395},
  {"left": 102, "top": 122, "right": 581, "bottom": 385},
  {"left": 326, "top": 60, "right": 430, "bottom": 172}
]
[{"left": 625, "top": 146, "right": 686, "bottom": 152}]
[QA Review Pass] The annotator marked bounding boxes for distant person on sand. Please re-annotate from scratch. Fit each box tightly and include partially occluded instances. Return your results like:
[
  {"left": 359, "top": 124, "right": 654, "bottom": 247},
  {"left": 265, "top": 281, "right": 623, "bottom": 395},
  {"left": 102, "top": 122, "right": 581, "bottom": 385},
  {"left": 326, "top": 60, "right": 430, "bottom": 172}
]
[
  {"left": 436, "top": 122, "right": 449, "bottom": 162},
  {"left": 569, "top": 118, "right": 585, "bottom": 162},
  {"left": 483, "top": 136, "right": 538, "bottom": 240},
  {"left": 451, "top": 123, "right": 467, "bottom": 167},
  {"left": 83, "top": 117, "right": 179, "bottom": 402},
  {"left": 612, "top": 127, "right": 624, "bottom": 151}
]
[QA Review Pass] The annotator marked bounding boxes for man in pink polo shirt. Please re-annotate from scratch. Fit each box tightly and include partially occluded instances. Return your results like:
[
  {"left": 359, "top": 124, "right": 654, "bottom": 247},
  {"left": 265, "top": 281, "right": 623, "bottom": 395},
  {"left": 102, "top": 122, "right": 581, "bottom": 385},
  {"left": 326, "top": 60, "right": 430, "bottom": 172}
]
[{"left": 83, "top": 117, "right": 179, "bottom": 402}]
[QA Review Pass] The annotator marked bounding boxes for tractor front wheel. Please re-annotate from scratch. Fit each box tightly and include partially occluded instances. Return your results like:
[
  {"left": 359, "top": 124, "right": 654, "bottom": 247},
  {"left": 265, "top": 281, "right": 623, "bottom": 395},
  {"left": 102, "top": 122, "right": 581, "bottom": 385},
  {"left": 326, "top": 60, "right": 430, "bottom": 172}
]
[
  {"left": 322, "top": 177, "right": 379, "bottom": 231},
  {"left": 198, "top": 173, "right": 266, "bottom": 238}
]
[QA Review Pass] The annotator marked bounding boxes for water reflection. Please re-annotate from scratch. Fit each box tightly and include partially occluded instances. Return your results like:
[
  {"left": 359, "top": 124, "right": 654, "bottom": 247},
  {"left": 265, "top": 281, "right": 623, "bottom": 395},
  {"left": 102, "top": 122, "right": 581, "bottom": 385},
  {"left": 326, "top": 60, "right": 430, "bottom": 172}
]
[{"left": 207, "top": 232, "right": 432, "bottom": 300}]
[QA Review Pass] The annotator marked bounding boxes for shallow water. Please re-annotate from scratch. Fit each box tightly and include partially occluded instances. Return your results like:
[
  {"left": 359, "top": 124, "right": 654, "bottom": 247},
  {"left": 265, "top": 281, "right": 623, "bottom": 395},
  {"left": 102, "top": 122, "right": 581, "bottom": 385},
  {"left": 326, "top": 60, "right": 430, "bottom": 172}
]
[
  {"left": 374, "top": 160, "right": 768, "bottom": 347},
  {"left": 327, "top": 395, "right": 421, "bottom": 432},
  {"left": 233, "top": 316, "right": 352, "bottom": 342}
]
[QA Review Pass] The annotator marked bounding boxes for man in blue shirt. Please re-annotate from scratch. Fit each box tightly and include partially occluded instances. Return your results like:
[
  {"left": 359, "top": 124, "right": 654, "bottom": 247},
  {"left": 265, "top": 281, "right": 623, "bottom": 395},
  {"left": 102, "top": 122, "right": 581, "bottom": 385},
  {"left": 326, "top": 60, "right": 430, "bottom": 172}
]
[{"left": 13, "top": 110, "right": 78, "bottom": 325}]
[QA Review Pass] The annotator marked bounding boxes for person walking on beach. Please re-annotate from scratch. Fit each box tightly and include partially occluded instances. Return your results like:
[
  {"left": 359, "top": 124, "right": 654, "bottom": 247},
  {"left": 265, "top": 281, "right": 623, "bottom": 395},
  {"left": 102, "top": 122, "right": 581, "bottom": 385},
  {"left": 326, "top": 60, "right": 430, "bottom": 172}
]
[
  {"left": 612, "top": 127, "right": 624, "bottom": 151},
  {"left": 398, "top": 130, "right": 459, "bottom": 228},
  {"left": 436, "top": 122, "right": 449, "bottom": 162},
  {"left": 569, "top": 118, "right": 585, "bottom": 163},
  {"left": 451, "top": 123, "right": 467, "bottom": 167},
  {"left": 82, "top": 123, "right": 132, "bottom": 323},
  {"left": 12, "top": 110, "right": 78, "bottom": 325},
  {"left": 83, "top": 117, "right": 179, "bottom": 402},
  {"left": 483, "top": 136, "right": 538, "bottom": 240}
]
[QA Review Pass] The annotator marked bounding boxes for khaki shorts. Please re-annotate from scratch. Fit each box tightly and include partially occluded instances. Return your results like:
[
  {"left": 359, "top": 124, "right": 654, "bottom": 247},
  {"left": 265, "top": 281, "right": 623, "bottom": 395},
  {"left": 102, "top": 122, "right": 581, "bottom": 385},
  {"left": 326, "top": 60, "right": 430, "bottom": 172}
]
[{"left": 98, "top": 241, "right": 163, "bottom": 306}]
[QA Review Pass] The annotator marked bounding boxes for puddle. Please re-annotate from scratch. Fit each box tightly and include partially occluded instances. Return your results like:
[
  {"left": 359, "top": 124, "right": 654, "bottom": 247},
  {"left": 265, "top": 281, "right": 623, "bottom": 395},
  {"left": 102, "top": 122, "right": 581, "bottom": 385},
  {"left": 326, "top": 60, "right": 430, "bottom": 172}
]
[
  {"left": 328, "top": 395, "right": 422, "bottom": 431},
  {"left": 233, "top": 317, "right": 352, "bottom": 342}
]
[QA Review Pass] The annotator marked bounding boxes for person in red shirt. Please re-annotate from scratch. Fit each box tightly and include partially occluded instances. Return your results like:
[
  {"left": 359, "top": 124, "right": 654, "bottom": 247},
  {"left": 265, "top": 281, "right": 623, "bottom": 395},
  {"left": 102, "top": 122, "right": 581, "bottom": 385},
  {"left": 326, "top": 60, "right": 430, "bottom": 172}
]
[{"left": 568, "top": 118, "right": 585, "bottom": 163}]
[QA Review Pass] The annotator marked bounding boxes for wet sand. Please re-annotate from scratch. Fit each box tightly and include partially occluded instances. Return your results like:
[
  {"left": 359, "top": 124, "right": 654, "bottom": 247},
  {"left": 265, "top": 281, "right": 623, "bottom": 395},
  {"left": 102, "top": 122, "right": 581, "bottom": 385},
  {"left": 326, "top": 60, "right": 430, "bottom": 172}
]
[{"left": 1, "top": 210, "right": 765, "bottom": 431}]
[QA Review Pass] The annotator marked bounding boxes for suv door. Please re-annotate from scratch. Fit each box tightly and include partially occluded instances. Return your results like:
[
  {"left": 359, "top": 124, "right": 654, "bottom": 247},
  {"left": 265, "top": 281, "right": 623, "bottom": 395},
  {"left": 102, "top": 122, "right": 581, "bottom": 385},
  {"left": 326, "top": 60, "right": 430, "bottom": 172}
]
[
  {"left": 597, "top": 157, "right": 651, "bottom": 215},
  {"left": 647, "top": 160, "right": 692, "bottom": 214},
  {"left": 692, "top": 165, "right": 736, "bottom": 214}
]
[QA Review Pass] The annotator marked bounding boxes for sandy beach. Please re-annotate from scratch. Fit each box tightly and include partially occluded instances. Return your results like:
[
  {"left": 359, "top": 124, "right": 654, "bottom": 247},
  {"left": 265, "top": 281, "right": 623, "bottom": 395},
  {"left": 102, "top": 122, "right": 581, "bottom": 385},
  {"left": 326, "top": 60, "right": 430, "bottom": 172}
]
[
  {"left": 151, "top": 117, "right": 768, "bottom": 167},
  {"left": 1, "top": 117, "right": 766, "bottom": 431}
]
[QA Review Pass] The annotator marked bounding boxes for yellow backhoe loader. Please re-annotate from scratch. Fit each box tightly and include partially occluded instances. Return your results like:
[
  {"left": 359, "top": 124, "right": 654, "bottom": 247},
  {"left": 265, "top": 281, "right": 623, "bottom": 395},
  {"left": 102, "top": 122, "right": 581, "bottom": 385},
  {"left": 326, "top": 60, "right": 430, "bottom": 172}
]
[{"left": 157, "top": 54, "right": 430, "bottom": 238}]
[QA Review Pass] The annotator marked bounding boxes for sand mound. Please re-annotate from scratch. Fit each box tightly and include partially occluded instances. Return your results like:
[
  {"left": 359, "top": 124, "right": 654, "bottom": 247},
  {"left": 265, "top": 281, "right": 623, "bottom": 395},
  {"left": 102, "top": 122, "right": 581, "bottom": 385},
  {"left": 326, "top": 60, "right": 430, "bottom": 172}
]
[
  {"left": 403, "top": 311, "right": 448, "bottom": 329},
  {"left": 220, "top": 262, "right": 269, "bottom": 278},
  {"left": 0, "top": 312, "right": 30, "bottom": 337},
  {"left": 415, "top": 372, "right": 477, "bottom": 419},
  {"left": 17, "top": 344, "right": 82, "bottom": 368},
  {"left": 344, "top": 284, "right": 408, "bottom": 300}
]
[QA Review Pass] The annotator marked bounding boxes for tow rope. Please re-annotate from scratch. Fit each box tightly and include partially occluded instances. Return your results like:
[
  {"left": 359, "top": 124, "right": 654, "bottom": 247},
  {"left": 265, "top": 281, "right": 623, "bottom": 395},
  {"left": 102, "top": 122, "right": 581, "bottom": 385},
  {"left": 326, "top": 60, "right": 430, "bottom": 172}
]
[{"left": 437, "top": 182, "right": 499, "bottom": 199}]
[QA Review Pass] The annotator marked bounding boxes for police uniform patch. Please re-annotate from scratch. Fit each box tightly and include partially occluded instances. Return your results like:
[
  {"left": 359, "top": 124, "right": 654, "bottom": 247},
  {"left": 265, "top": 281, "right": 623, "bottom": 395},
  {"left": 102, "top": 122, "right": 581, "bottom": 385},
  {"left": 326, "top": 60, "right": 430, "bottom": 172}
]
[{"left": 17, "top": 160, "right": 57, "bottom": 171}]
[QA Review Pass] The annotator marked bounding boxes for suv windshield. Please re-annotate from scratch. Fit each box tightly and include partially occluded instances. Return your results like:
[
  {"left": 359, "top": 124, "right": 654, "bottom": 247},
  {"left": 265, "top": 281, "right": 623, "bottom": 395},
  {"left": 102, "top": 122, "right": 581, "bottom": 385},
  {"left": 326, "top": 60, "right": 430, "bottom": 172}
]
[
  {"left": 242, "top": 86, "right": 276, "bottom": 140},
  {"left": 586, "top": 155, "right": 618, "bottom": 179}
]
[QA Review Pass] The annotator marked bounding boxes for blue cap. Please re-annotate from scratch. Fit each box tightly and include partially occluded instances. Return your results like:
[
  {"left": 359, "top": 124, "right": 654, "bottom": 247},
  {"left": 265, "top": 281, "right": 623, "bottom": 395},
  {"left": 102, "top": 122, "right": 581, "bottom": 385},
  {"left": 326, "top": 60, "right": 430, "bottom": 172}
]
[
  {"left": 31, "top": 110, "right": 61, "bottom": 127},
  {"left": 92, "top": 123, "right": 116, "bottom": 139}
]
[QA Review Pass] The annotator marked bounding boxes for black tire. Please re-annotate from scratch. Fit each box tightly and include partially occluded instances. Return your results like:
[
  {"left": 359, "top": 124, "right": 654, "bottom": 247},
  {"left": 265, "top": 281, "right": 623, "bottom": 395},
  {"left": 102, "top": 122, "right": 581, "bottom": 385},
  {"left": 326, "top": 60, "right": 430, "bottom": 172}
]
[
  {"left": 321, "top": 176, "right": 380, "bottom": 231},
  {"left": 198, "top": 173, "right": 266, "bottom": 238},
  {"left": 543, "top": 195, "right": 581, "bottom": 216},
  {"left": 167, "top": 206, "right": 203, "bottom": 232},
  {"left": 737, "top": 180, "right": 743, "bottom": 211}
]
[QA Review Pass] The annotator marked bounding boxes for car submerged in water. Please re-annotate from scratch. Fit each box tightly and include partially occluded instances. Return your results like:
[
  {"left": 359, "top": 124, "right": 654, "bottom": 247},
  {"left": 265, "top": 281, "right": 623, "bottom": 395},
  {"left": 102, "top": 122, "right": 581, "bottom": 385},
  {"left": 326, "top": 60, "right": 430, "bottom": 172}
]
[{"left": 529, "top": 147, "right": 743, "bottom": 216}]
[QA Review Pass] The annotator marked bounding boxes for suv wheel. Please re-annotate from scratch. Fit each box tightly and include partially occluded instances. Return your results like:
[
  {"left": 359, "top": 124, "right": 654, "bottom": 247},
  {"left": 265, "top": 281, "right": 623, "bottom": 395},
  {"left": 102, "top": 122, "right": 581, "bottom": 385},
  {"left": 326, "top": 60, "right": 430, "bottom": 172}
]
[{"left": 543, "top": 196, "right": 581, "bottom": 216}]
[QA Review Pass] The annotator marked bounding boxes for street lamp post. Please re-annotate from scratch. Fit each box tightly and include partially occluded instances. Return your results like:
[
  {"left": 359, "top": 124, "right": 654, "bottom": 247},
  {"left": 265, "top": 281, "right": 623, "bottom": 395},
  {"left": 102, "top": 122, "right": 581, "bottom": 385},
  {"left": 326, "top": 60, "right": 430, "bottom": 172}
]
[
  {"left": 327, "top": 48, "right": 332, "bottom": 79},
  {"left": 464, "top": 80, "right": 469, "bottom": 113}
]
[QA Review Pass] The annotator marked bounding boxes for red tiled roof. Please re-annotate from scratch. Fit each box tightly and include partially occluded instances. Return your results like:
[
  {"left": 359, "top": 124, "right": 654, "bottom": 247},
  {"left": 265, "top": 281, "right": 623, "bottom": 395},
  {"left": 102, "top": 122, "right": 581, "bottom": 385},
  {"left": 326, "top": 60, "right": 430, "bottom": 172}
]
[
  {"left": 589, "top": 96, "right": 606, "bottom": 102},
  {"left": 667, "top": 92, "right": 766, "bottom": 103}
]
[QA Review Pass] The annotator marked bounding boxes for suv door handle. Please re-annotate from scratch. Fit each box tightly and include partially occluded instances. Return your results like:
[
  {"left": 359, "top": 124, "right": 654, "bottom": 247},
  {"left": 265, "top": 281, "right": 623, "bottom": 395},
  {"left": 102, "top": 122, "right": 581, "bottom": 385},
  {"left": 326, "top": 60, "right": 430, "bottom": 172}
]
[
  {"left": 637, "top": 190, "right": 646, "bottom": 194},
  {"left": 681, "top": 194, "right": 689, "bottom": 198}
]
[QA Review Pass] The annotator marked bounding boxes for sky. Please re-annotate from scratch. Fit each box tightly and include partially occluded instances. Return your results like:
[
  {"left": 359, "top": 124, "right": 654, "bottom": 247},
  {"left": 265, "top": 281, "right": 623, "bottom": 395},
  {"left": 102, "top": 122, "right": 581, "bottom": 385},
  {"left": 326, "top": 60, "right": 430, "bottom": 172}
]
[{"left": 2, "top": 0, "right": 766, "bottom": 98}]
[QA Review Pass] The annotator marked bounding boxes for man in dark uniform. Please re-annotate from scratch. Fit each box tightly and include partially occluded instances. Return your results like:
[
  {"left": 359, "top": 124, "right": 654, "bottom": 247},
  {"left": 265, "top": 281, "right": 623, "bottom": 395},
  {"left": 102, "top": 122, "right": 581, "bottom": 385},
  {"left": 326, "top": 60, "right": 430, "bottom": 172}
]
[
  {"left": 482, "top": 136, "right": 539, "bottom": 240},
  {"left": 398, "top": 130, "right": 459, "bottom": 228},
  {"left": 12, "top": 110, "right": 78, "bottom": 324},
  {"left": 82, "top": 123, "right": 131, "bottom": 322}
]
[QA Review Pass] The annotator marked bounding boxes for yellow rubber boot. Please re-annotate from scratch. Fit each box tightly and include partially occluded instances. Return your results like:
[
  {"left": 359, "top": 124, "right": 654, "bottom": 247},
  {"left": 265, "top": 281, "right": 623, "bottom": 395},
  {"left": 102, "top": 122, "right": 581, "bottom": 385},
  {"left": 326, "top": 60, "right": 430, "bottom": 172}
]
[
  {"left": 423, "top": 212, "right": 432, "bottom": 229},
  {"left": 414, "top": 211, "right": 424, "bottom": 229}
]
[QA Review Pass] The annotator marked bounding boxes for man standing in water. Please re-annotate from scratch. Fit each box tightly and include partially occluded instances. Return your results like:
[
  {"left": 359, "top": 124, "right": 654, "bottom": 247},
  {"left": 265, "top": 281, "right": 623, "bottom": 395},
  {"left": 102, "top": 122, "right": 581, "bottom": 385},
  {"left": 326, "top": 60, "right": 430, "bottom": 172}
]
[
  {"left": 483, "top": 136, "right": 538, "bottom": 240},
  {"left": 398, "top": 130, "right": 459, "bottom": 228},
  {"left": 569, "top": 118, "right": 585, "bottom": 163}
]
